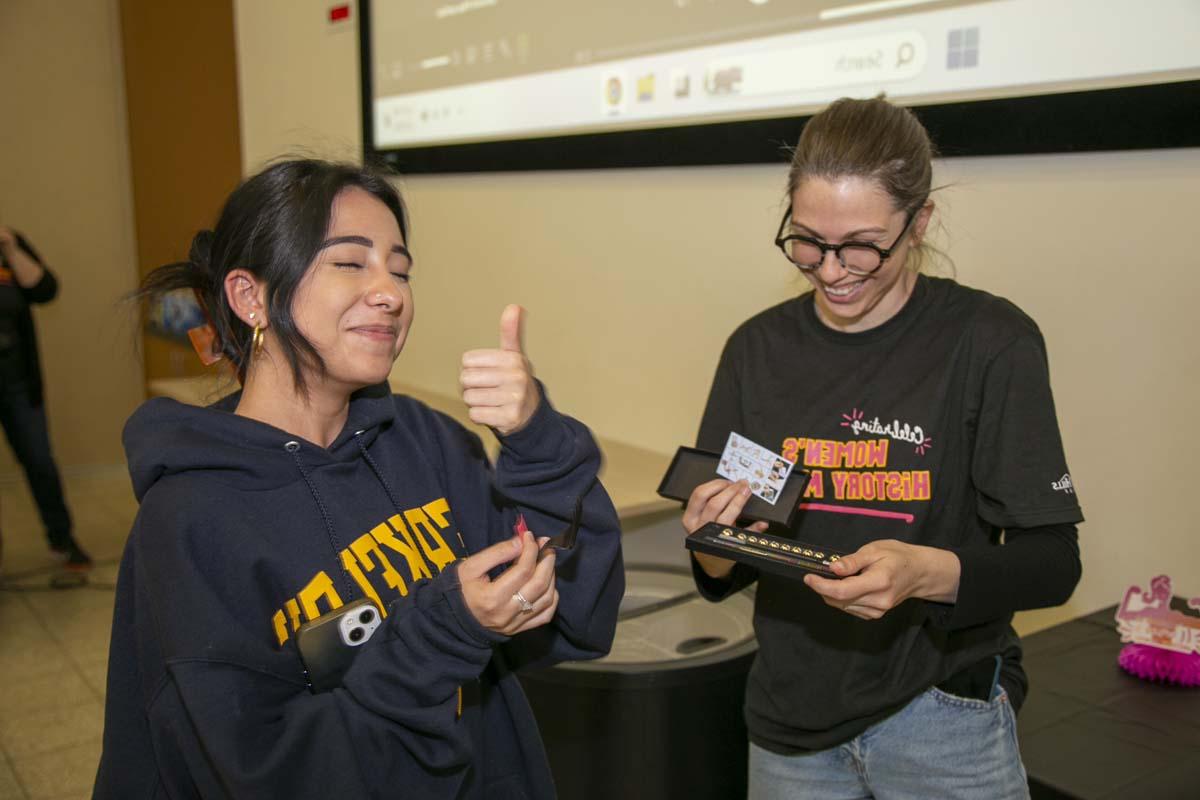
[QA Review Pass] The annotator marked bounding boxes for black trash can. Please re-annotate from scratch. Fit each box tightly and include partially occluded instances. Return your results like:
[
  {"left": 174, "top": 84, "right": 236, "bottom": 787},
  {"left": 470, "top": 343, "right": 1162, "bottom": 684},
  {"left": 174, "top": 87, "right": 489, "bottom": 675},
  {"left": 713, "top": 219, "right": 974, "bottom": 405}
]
[{"left": 519, "top": 565, "right": 756, "bottom": 800}]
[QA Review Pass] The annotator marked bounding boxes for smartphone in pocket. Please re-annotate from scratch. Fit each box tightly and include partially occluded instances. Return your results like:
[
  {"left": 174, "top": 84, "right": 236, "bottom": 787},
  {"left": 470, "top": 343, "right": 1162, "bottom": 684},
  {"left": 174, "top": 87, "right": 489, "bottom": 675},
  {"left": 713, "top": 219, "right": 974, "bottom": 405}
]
[{"left": 296, "top": 597, "right": 383, "bottom": 693}]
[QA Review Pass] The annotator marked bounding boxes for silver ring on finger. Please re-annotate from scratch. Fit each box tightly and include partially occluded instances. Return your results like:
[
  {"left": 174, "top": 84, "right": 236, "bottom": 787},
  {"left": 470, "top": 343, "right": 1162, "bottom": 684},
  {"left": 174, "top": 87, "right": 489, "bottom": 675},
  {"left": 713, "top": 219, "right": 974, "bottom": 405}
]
[{"left": 512, "top": 590, "right": 534, "bottom": 613}]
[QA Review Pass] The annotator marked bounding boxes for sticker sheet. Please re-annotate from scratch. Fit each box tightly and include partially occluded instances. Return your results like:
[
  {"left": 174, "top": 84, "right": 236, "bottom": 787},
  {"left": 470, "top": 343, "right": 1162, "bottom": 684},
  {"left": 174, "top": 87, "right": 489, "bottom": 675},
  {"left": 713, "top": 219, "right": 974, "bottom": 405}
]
[{"left": 717, "top": 431, "right": 794, "bottom": 505}]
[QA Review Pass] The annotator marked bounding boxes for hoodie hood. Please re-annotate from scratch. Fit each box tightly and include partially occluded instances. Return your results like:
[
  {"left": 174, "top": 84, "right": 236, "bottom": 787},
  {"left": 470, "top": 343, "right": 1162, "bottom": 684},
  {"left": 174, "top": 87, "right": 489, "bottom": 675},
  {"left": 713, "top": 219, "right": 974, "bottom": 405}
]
[{"left": 123, "top": 382, "right": 397, "bottom": 502}]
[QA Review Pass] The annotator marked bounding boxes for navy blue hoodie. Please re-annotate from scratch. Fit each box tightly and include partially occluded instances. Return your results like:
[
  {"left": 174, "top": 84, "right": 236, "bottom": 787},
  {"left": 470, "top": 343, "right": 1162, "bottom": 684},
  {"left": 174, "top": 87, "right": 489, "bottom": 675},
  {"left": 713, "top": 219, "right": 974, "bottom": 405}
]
[{"left": 94, "top": 383, "right": 623, "bottom": 799}]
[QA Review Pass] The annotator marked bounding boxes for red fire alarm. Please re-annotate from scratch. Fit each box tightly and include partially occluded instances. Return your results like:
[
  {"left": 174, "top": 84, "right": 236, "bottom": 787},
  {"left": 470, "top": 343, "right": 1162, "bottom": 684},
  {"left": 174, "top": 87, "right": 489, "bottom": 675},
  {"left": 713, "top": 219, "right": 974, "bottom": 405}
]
[{"left": 329, "top": 4, "right": 351, "bottom": 23}]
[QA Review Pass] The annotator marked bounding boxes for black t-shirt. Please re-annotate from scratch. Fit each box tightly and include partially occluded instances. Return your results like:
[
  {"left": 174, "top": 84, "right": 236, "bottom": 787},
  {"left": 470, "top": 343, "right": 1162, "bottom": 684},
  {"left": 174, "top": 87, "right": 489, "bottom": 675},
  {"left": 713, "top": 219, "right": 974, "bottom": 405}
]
[
  {"left": 0, "top": 234, "right": 57, "bottom": 396},
  {"left": 696, "top": 276, "right": 1083, "bottom": 752},
  {"left": 0, "top": 245, "right": 30, "bottom": 351}
]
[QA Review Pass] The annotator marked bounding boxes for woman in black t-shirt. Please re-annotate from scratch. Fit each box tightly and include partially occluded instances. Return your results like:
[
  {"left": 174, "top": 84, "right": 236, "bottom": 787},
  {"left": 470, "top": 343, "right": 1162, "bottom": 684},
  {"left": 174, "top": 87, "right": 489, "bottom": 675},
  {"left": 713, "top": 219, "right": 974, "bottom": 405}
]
[{"left": 684, "top": 97, "right": 1082, "bottom": 799}]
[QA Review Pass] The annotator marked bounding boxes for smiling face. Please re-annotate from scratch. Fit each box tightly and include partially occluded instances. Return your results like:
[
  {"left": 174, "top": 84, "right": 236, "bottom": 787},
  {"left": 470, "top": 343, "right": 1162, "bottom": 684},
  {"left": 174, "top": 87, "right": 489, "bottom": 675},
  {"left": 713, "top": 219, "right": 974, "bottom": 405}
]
[
  {"left": 290, "top": 187, "right": 414, "bottom": 395},
  {"left": 788, "top": 175, "right": 928, "bottom": 333}
]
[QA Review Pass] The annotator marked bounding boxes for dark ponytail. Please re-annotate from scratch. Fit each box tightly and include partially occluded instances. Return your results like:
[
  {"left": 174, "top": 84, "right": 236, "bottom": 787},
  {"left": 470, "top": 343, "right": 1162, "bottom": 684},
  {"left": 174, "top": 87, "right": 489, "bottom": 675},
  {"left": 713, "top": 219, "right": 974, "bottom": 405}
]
[{"left": 133, "top": 230, "right": 216, "bottom": 301}]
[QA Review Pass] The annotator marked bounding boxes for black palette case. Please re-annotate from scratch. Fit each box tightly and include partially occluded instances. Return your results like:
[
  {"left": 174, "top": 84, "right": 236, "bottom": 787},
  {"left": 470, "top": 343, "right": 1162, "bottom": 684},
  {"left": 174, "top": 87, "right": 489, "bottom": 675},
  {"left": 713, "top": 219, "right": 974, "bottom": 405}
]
[{"left": 656, "top": 446, "right": 808, "bottom": 529}]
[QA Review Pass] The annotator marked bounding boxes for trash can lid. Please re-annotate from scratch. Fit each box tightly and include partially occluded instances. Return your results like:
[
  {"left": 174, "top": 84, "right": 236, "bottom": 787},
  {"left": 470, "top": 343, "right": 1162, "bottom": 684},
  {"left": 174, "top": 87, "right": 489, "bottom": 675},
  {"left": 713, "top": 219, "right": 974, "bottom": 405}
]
[{"left": 551, "top": 566, "right": 756, "bottom": 681}]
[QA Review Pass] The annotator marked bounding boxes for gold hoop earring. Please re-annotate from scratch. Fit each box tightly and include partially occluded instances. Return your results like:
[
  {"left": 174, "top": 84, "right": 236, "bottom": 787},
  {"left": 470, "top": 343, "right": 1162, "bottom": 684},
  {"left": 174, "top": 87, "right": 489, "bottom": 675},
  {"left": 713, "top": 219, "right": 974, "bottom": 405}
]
[{"left": 252, "top": 324, "right": 265, "bottom": 356}]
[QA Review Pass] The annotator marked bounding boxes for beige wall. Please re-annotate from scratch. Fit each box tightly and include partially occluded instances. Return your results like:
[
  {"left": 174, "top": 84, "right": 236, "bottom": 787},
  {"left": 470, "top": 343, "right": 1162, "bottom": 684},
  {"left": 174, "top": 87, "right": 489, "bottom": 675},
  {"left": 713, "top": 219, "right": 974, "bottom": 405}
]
[
  {"left": 0, "top": 0, "right": 143, "bottom": 476},
  {"left": 234, "top": 0, "right": 1200, "bottom": 625}
]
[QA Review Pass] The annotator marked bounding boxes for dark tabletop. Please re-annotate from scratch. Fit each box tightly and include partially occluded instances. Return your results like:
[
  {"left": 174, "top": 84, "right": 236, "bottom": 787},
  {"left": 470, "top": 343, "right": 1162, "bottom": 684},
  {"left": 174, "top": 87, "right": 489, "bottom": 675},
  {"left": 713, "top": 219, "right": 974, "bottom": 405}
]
[{"left": 1019, "top": 605, "right": 1200, "bottom": 799}]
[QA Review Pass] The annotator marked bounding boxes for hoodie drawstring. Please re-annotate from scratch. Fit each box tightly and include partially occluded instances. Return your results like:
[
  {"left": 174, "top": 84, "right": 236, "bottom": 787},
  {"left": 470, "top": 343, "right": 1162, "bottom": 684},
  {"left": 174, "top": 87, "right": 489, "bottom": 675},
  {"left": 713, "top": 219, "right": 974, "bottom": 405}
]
[
  {"left": 354, "top": 432, "right": 472, "bottom": 716},
  {"left": 353, "top": 431, "right": 470, "bottom": 556},
  {"left": 285, "top": 441, "right": 358, "bottom": 603},
  {"left": 353, "top": 432, "right": 405, "bottom": 514}
]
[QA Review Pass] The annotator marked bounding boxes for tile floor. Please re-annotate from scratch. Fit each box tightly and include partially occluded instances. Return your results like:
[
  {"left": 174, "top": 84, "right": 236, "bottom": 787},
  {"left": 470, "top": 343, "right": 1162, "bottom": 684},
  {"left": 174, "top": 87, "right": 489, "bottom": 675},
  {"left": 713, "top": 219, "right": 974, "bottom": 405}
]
[{"left": 0, "top": 466, "right": 134, "bottom": 800}]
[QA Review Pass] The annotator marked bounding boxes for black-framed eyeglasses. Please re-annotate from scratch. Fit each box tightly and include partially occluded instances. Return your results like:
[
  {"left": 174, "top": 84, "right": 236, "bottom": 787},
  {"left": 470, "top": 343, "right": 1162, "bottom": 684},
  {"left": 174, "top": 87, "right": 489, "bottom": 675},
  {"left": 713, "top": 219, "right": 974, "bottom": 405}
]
[{"left": 774, "top": 205, "right": 918, "bottom": 277}]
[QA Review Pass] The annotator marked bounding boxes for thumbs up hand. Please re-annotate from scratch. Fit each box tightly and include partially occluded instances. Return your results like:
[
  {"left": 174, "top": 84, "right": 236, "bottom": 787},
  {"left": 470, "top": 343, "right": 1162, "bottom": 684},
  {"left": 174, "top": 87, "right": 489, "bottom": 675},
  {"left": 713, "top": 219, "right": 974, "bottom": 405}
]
[{"left": 461, "top": 304, "right": 541, "bottom": 436}]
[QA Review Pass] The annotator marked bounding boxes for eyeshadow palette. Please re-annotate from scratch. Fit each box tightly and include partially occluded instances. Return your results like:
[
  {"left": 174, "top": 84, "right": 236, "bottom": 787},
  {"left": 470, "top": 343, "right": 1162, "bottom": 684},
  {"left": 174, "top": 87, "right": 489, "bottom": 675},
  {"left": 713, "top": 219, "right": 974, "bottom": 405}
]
[{"left": 685, "top": 522, "right": 846, "bottom": 579}]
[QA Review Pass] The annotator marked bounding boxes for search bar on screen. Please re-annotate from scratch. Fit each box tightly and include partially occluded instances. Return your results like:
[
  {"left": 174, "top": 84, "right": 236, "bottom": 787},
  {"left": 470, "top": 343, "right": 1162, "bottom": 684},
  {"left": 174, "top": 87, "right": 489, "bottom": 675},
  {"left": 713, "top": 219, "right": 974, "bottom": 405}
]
[{"left": 705, "top": 31, "right": 928, "bottom": 97}]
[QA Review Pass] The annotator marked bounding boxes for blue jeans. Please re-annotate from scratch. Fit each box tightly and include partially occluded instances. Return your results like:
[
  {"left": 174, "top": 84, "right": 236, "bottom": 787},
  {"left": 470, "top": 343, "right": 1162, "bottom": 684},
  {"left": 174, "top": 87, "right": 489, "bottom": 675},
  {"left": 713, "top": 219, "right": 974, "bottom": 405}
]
[{"left": 748, "top": 686, "right": 1029, "bottom": 800}]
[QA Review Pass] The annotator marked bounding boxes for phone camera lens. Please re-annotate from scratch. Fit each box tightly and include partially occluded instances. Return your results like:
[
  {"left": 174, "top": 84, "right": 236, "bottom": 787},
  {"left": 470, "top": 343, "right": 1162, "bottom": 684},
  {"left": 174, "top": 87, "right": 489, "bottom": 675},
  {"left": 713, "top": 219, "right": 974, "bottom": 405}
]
[
  {"left": 359, "top": 610, "right": 375, "bottom": 624},
  {"left": 349, "top": 627, "right": 365, "bottom": 642}
]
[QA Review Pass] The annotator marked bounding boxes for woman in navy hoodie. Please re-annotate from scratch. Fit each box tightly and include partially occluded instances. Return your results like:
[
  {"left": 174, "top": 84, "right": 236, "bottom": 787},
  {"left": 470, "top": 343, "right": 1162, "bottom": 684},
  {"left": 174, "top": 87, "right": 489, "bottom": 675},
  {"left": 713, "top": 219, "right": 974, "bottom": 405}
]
[{"left": 95, "top": 160, "right": 623, "bottom": 799}]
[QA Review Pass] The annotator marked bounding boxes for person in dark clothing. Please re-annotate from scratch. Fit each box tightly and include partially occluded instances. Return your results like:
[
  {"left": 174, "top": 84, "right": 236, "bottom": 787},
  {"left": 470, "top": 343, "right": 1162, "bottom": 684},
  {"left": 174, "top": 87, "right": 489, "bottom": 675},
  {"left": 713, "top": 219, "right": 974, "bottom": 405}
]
[
  {"left": 683, "top": 97, "right": 1082, "bottom": 799},
  {"left": 94, "top": 160, "right": 623, "bottom": 799},
  {"left": 0, "top": 225, "right": 90, "bottom": 570}
]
